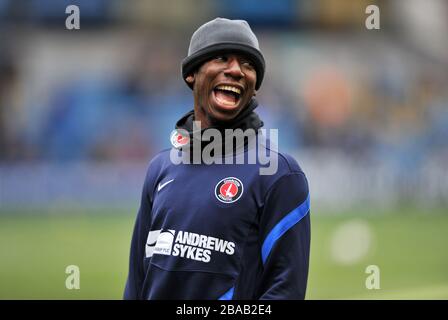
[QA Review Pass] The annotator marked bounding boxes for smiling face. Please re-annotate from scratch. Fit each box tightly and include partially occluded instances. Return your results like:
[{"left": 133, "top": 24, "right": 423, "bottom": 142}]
[{"left": 186, "top": 53, "right": 257, "bottom": 128}]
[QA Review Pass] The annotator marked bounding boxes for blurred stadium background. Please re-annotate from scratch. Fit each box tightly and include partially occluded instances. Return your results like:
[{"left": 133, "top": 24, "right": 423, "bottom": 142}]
[{"left": 1, "top": 0, "right": 447, "bottom": 299}]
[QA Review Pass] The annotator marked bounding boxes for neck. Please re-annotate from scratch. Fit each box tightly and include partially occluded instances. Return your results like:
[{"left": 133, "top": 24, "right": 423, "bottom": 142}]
[{"left": 193, "top": 105, "right": 213, "bottom": 129}]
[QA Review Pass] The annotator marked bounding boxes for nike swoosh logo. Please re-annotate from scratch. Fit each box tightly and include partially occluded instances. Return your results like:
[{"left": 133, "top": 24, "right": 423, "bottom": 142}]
[{"left": 157, "top": 179, "right": 174, "bottom": 192}]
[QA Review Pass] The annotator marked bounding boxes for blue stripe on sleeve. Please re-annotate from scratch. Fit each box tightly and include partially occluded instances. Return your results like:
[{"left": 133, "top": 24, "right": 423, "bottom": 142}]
[
  {"left": 261, "top": 194, "right": 310, "bottom": 264},
  {"left": 218, "top": 287, "right": 234, "bottom": 300}
]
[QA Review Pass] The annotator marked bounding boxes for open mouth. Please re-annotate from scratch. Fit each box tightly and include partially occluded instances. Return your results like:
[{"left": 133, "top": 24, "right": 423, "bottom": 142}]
[{"left": 213, "top": 84, "right": 243, "bottom": 108}]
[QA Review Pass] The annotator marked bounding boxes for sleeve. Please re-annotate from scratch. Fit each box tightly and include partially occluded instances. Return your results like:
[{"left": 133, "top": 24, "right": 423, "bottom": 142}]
[
  {"left": 123, "top": 169, "right": 153, "bottom": 300},
  {"left": 256, "top": 172, "right": 311, "bottom": 300}
]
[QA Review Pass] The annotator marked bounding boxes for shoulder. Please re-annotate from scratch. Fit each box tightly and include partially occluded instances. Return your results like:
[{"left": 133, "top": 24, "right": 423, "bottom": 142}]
[
  {"left": 142, "top": 148, "right": 172, "bottom": 187},
  {"left": 268, "top": 150, "right": 308, "bottom": 193},
  {"left": 259, "top": 136, "right": 306, "bottom": 179},
  {"left": 276, "top": 151, "right": 305, "bottom": 175},
  {"left": 147, "top": 148, "right": 172, "bottom": 170},
  {"left": 256, "top": 137, "right": 309, "bottom": 201}
]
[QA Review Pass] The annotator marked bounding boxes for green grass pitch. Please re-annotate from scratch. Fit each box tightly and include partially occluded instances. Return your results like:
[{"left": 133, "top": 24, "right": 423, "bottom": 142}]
[{"left": 0, "top": 207, "right": 447, "bottom": 299}]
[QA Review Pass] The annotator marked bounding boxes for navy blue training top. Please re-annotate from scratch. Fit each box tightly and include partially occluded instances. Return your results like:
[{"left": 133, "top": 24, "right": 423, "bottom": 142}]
[{"left": 124, "top": 107, "right": 310, "bottom": 300}]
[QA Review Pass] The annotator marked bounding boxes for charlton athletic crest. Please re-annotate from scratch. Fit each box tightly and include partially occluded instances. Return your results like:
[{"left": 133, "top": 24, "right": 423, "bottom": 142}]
[
  {"left": 215, "top": 177, "right": 243, "bottom": 203},
  {"left": 170, "top": 129, "right": 190, "bottom": 149}
]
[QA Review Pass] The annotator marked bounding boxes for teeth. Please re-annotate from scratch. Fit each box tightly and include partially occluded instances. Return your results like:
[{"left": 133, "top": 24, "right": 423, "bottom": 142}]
[
  {"left": 216, "top": 96, "right": 236, "bottom": 106},
  {"left": 216, "top": 85, "right": 241, "bottom": 95}
]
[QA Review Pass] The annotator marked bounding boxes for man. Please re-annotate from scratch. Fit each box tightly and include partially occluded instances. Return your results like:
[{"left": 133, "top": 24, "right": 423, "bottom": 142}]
[{"left": 124, "top": 18, "right": 310, "bottom": 300}]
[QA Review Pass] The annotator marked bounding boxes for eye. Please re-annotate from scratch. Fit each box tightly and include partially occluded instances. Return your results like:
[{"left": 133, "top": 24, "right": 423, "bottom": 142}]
[
  {"left": 214, "top": 55, "right": 228, "bottom": 62},
  {"left": 241, "top": 60, "right": 255, "bottom": 69}
]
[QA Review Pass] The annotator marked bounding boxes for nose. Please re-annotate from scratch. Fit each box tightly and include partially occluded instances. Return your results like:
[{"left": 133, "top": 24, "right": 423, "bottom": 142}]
[{"left": 224, "top": 57, "right": 244, "bottom": 80}]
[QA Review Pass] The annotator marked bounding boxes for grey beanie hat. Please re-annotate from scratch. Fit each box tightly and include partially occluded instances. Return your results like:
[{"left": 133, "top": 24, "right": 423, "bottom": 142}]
[{"left": 182, "top": 18, "right": 265, "bottom": 90}]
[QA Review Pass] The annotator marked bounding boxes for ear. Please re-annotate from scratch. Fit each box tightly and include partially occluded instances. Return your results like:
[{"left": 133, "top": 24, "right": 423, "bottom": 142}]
[
  {"left": 185, "top": 74, "right": 195, "bottom": 85},
  {"left": 253, "top": 90, "right": 257, "bottom": 96}
]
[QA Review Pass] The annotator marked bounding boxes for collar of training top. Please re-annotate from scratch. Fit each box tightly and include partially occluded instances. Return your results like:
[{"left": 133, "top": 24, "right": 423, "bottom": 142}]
[{"left": 171, "top": 98, "right": 264, "bottom": 156}]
